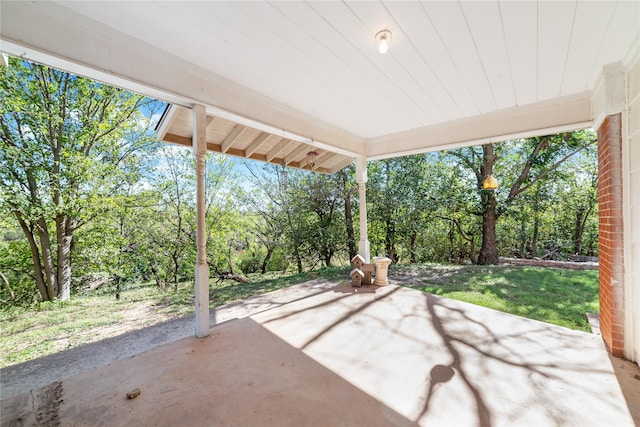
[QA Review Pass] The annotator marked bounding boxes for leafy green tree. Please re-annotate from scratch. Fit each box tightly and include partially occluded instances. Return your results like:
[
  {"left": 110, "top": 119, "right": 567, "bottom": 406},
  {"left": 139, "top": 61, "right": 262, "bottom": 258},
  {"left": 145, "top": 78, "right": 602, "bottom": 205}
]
[
  {"left": 0, "top": 58, "right": 158, "bottom": 300},
  {"left": 448, "top": 131, "right": 596, "bottom": 264},
  {"left": 368, "top": 154, "right": 448, "bottom": 263},
  {"left": 293, "top": 173, "right": 344, "bottom": 267}
]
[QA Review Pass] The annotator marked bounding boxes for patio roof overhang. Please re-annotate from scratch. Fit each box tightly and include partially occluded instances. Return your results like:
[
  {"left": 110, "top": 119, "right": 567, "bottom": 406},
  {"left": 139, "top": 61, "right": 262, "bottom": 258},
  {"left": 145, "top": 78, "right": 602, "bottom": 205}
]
[
  {"left": 156, "top": 104, "right": 356, "bottom": 174},
  {"left": 2, "top": 1, "right": 638, "bottom": 170}
]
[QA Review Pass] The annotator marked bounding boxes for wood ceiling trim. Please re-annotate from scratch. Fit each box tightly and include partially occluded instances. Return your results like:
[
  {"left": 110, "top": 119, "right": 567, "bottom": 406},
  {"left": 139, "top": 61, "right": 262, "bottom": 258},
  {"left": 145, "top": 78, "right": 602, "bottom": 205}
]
[
  {"left": 156, "top": 104, "right": 179, "bottom": 141},
  {"left": 164, "top": 132, "right": 192, "bottom": 147},
  {"left": 163, "top": 119, "right": 346, "bottom": 175},
  {"left": 265, "top": 139, "right": 294, "bottom": 162},
  {"left": 312, "top": 152, "right": 339, "bottom": 171},
  {"left": 221, "top": 124, "right": 247, "bottom": 153},
  {"left": 329, "top": 157, "right": 355, "bottom": 174},
  {"left": 285, "top": 144, "right": 310, "bottom": 165},
  {"left": 205, "top": 116, "right": 217, "bottom": 130},
  {"left": 245, "top": 132, "right": 271, "bottom": 157}
]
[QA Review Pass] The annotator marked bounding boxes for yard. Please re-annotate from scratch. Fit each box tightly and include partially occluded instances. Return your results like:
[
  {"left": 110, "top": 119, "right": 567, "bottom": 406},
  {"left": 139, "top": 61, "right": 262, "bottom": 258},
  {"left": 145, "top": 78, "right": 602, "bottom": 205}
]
[{"left": 0, "top": 264, "right": 598, "bottom": 368}]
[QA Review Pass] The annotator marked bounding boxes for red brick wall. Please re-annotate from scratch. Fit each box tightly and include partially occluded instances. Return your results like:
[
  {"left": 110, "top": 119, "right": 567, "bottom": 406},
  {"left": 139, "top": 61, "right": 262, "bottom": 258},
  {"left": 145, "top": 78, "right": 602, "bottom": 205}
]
[{"left": 597, "top": 113, "right": 625, "bottom": 356}]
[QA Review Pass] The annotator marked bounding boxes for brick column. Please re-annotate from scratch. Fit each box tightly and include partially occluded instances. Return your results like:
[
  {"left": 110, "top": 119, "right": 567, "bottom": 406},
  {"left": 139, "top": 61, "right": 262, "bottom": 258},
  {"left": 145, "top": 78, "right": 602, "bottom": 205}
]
[{"left": 597, "top": 113, "right": 625, "bottom": 356}]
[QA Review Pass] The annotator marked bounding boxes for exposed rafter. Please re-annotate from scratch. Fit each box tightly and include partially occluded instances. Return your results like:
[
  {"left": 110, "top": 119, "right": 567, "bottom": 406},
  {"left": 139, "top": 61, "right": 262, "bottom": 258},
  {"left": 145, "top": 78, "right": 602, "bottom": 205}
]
[
  {"left": 245, "top": 133, "right": 271, "bottom": 157},
  {"left": 284, "top": 144, "right": 311, "bottom": 165},
  {"left": 312, "top": 152, "right": 339, "bottom": 171},
  {"left": 158, "top": 105, "right": 354, "bottom": 174},
  {"left": 221, "top": 124, "right": 247, "bottom": 154},
  {"left": 266, "top": 139, "right": 294, "bottom": 162}
]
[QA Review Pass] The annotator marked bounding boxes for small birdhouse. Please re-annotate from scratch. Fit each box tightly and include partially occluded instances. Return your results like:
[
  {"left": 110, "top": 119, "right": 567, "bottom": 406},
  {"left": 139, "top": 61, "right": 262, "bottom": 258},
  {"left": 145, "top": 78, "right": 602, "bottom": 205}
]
[
  {"left": 350, "top": 268, "right": 364, "bottom": 287},
  {"left": 351, "top": 254, "right": 366, "bottom": 269}
]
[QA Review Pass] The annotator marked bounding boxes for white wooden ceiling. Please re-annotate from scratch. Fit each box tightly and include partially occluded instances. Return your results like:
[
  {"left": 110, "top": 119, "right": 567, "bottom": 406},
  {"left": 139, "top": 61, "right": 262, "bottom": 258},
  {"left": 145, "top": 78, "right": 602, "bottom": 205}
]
[{"left": 1, "top": 1, "right": 639, "bottom": 168}]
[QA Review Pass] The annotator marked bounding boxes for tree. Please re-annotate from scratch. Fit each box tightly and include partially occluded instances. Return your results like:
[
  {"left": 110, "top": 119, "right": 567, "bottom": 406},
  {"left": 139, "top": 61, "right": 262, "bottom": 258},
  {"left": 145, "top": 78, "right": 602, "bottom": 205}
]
[
  {"left": 448, "top": 131, "right": 596, "bottom": 264},
  {"left": 0, "top": 58, "right": 158, "bottom": 300},
  {"left": 368, "top": 155, "right": 441, "bottom": 263},
  {"left": 337, "top": 166, "right": 357, "bottom": 261}
]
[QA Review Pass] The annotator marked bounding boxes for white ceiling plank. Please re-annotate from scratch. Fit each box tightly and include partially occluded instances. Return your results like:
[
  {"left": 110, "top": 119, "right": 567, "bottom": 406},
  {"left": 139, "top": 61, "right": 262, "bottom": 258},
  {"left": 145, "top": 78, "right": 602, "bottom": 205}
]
[
  {"left": 561, "top": 1, "right": 617, "bottom": 96},
  {"left": 587, "top": 1, "right": 640, "bottom": 86},
  {"left": 461, "top": 1, "right": 515, "bottom": 110},
  {"left": 367, "top": 92, "right": 592, "bottom": 160},
  {"left": 537, "top": 1, "right": 577, "bottom": 100},
  {"left": 384, "top": 1, "right": 479, "bottom": 118},
  {"left": 421, "top": 1, "right": 497, "bottom": 114},
  {"left": 349, "top": 1, "right": 455, "bottom": 123},
  {"left": 500, "top": 1, "right": 538, "bottom": 106},
  {"left": 308, "top": 1, "right": 431, "bottom": 129},
  {"left": 239, "top": 1, "right": 404, "bottom": 137}
]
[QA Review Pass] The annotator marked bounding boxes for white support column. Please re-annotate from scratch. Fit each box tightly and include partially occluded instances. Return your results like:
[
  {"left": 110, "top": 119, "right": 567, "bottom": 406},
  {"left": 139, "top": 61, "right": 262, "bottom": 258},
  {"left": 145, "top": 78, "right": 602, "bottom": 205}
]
[
  {"left": 193, "top": 104, "right": 210, "bottom": 338},
  {"left": 356, "top": 156, "right": 370, "bottom": 263}
]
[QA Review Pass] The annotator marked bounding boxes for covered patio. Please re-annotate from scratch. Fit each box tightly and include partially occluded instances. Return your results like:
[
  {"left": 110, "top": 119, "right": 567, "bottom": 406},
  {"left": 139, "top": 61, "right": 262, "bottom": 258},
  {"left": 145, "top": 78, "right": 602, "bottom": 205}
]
[
  {"left": 2, "top": 281, "right": 636, "bottom": 426},
  {"left": 1, "top": 1, "right": 640, "bottom": 424}
]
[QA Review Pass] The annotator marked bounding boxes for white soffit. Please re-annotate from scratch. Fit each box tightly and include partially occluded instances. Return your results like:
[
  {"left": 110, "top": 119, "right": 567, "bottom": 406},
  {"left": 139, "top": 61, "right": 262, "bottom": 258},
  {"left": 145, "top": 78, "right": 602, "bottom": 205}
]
[{"left": 1, "top": 1, "right": 639, "bottom": 162}]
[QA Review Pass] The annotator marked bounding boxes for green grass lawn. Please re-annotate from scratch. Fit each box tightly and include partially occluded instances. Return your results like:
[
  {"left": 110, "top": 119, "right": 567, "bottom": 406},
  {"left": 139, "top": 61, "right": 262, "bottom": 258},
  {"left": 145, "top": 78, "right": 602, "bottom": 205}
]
[
  {"left": 0, "top": 267, "right": 347, "bottom": 367},
  {"left": 392, "top": 263, "right": 599, "bottom": 332},
  {"left": 0, "top": 264, "right": 598, "bottom": 368}
]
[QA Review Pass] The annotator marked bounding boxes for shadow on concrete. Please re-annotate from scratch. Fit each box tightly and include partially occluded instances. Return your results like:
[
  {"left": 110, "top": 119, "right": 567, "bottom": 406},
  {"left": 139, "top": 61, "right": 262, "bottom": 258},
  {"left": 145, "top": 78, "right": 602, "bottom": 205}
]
[
  {"left": 2, "top": 282, "right": 636, "bottom": 427},
  {"left": 1, "top": 318, "right": 417, "bottom": 427}
]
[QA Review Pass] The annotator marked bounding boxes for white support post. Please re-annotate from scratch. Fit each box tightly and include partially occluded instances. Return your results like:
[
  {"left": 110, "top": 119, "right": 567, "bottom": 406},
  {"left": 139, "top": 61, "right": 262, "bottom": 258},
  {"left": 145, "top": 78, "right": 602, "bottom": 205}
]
[
  {"left": 356, "top": 156, "right": 370, "bottom": 263},
  {"left": 193, "top": 104, "right": 210, "bottom": 338}
]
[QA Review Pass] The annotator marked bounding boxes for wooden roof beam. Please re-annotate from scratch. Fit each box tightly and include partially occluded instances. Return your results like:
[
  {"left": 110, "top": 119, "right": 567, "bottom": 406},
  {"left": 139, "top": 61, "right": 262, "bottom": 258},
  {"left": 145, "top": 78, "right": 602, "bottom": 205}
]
[
  {"left": 284, "top": 144, "right": 310, "bottom": 165},
  {"left": 205, "top": 116, "right": 217, "bottom": 131},
  {"left": 266, "top": 139, "right": 294, "bottom": 162},
  {"left": 221, "top": 124, "right": 247, "bottom": 153},
  {"left": 329, "top": 157, "right": 355, "bottom": 174},
  {"left": 245, "top": 132, "right": 271, "bottom": 157},
  {"left": 163, "top": 132, "right": 192, "bottom": 147},
  {"left": 312, "top": 152, "right": 339, "bottom": 171}
]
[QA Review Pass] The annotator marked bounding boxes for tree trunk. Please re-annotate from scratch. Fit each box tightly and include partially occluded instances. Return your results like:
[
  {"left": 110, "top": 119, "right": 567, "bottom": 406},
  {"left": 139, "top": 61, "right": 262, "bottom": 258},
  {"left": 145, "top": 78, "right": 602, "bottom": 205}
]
[
  {"left": 448, "top": 222, "right": 455, "bottom": 262},
  {"left": 56, "top": 233, "right": 73, "bottom": 300},
  {"left": 477, "top": 193, "right": 499, "bottom": 264},
  {"left": 519, "top": 216, "right": 527, "bottom": 258},
  {"left": 171, "top": 252, "right": 180, "bottom": 290},
  {"left": 410, "top": 231, "right": 418, "bottom": 263},
  {"left": 573, "top": 208, "right": 586, "bottom": 254},
  {"left": 261, "top": 247, "right": 274, "bottom": 274},
  {"left": 295, "top": 252, "right": 303, "bottom": 274},
  {"left": 36, "top": 218, "right": 58, "bottom": 300},
  {"left": 385, "top": 217, "right": 396, "bottom": 261},
  {"left": 323, "top": 253, "right": 332, "bottom": 267},
  {"left": 477, "top": 144, "right": 499, "bottom": 265},
  {"left": 15, "top": 215, "right": 50, "bottom": 300},
  {"left": 55, "top": 216, "right": 74, "bottom": 300},
  {"left": 468, "top": 236, "right": 476, "bottom": 264},
  {"left": 342, "top": 173, "right": 357, "bottom": 260},
  {"left": 227, "top": 244, "right": 235, "bottom": 275},
  {"left": 531, "top": 215, "right": 539, "bottom": 258}
]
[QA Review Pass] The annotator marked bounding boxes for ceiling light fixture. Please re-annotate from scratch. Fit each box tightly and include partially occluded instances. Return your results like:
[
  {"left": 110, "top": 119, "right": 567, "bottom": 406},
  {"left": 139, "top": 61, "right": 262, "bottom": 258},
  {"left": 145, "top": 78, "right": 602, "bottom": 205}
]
[{"left": 375, "top": 29, "right": 392, "bottom": 54}]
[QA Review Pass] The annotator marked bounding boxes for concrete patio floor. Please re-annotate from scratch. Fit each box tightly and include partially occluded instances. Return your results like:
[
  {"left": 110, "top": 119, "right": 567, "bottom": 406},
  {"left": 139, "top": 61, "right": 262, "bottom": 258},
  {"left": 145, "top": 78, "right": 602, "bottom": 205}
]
[{"left": 1, "top": 282, "right": 638, "bottom": 426}]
